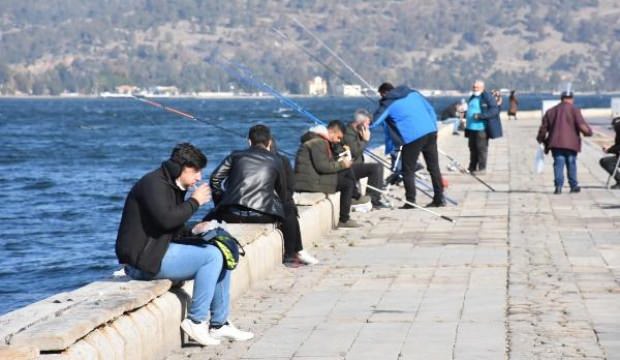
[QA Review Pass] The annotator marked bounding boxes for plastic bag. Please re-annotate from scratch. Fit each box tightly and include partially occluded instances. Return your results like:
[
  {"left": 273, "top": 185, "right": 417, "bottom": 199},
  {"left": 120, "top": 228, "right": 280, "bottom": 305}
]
[{"left": 534, "top": 144, "right": 545, "bottom": 174}]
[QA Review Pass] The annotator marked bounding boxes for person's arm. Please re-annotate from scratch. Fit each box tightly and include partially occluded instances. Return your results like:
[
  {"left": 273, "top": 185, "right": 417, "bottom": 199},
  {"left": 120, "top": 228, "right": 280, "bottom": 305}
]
[
  {"left": 371, "top": 102, "right": 389, "bottom": 129},
  {"left": 536, "top": 114, "right": 549, "bottom": 144},
  {"left": 308, "top": 141, "right": 346, "bottom": 174},
  {"left": 574, "top": 108, "right": 593, "bottom": 137},
  {"left": 209, "top": 154, "right": 233, "bottom": 204},
  {"left": 138, "top": 179, "right": 199, "bottom": 231},
  {"left": 477, "top": 92, "right": 500, "bottom": 120},
  {"left": 343, "top": 127, "right": 366, "bottom": 161}
]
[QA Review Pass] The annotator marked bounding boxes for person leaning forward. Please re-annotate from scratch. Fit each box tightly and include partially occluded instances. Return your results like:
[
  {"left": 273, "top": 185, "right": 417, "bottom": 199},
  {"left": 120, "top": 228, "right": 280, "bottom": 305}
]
[
  {"left": 115, "top": 143, "right": 253, "bottom": 347},
  {"left": 600, "top": 117, "right": 620, "bottom": 189},
  {"left": 294, "top": 121, "right": 361, "bottom": 228}
]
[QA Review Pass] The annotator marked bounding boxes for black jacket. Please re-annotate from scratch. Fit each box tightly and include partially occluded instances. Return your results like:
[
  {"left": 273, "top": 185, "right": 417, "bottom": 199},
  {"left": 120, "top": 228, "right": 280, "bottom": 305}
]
[
  {"left": 209, "top": 146, "right": 286, "bottom": 219},
  {"left": 607, "top": 117, "right": 620, "bottom": 155},
  {"left": 115, "top": 160, "right": 199, "bottom": 274}
]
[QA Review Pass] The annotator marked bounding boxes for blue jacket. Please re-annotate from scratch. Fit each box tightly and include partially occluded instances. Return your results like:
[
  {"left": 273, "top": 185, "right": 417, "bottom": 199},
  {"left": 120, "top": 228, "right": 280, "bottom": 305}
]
[
  {"left": 468, "top": 90, "right": 502, "bottom": 139},
  {"left": 372, "top": 86, "right": 438, "bottom": 154}
]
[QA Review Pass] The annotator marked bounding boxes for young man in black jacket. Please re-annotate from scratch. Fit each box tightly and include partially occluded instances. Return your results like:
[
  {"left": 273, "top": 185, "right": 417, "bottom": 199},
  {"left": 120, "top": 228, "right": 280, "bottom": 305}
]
[
  {"left": 204, "top": 125, "right": 318, "bottom": 266},
  {"left": 116, "top": 143, "right": 253, "bottom": 347}
]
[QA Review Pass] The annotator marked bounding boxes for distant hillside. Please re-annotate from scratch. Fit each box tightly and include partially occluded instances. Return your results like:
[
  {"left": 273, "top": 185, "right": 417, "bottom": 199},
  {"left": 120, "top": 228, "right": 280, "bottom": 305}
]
[{"left": 0, "top": 0, "right": 619, "bottom": 95}]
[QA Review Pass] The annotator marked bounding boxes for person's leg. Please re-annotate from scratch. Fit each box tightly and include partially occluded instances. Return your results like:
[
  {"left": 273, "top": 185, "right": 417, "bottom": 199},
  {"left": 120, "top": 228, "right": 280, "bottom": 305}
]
[
  {"left": 336, "top": 170, "right": 355, "bottom": 222},
  {"left": 421, "top": 133, "right": 444, "bottom": 203},
  {"left": 566, "top": 150, "right": 579, "bottom": 190},
  {"left": 208, "top": 269, "right": 231, "bottom": 326},
  {"left": 352, "top": 163, "right": 384, "bottom": 203},
  {"left": 551, "top": 149, "right": 566, "bottom": 189},
  {"left": 477, "top": 131, "right": 489, "bottom": 171},
  {"left": 280, "top": 205, "right": 303, "bottom": 257},
  {"left": 401, "top": 138, "right": 424, "bottom": 203},
  {"left": 153, "top": 243, "right": 224, "bottom": 323},
  {"left": 468, "top": 133, "right": 478, "bottom": 172},
  {"left": 600, "top": 156, "right": 620, "bottom": 182}
]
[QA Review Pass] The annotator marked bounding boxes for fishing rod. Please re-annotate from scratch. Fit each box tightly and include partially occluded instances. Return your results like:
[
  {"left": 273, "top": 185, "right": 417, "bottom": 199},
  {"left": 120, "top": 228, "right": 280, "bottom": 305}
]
[
  {"left": 438, "top": 149, "right": 495, "bottom": 191},
  {"left": 366, "top": 184, "right": 455, "bottom": 223},
  {"left": 270, "top": 27, "right": 375, "bottom": 105},
  {"left": 291, "top": 17, "right": 378, "bottom": 95},
  {"left": 217, "top": 59, "right": 459, "bottom": 222},
  {"left": 131, "top": 95, "right": 295, "bottom": 157}
]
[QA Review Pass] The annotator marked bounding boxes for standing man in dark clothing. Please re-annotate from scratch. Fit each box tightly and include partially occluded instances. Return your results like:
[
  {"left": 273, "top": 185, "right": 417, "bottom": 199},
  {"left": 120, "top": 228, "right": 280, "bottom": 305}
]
[
  {"left": 373, "top": 82, "right": 445, "bottom": 208},
  {"left": 204, "top": 125, "right": 318, "bottom": 265},
  {"left": 465, "top": 80, "right": 502, "bottom": 174},
  {"left": 116, "top": 143, "right": 253, "bottom": 346},
  {"left": 343, "top": 109, "right": 389, "bottom": 209},
  {"left": 294, "top": 121, "right": 361, "bottom": 227},
  {"left": 537, "top": 91, "right": 593, "bottom": 194},
  {"left": 600, "top": 117, "right": 620, "bottom": 189}
]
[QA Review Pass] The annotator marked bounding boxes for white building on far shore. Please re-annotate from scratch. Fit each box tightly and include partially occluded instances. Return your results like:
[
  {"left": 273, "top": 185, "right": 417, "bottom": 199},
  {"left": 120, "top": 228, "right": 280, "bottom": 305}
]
[
  {"left": 341, "top": 84, "right": 363, "bottom": 96},
  {"left": 308, "top": 76, "right": 327, "bottom": 96}
]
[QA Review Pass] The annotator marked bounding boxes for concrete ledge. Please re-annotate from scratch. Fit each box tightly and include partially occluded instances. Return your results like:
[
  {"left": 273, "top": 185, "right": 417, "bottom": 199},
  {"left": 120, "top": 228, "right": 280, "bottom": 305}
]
[{"left": 0, "top": 194, "right": 339, "bottom": 359}]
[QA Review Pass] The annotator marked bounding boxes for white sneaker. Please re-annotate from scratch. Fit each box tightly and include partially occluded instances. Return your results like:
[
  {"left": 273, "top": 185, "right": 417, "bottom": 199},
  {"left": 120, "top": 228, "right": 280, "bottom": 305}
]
[
  {"left": 297, "top": 250, "right": 319, "bottom": 265},
  {"left": 210, "top": 322, "right": 254, "bottom": 341},
  {"left": 181, "top": 318, "right": 221, "bottom": 346}
]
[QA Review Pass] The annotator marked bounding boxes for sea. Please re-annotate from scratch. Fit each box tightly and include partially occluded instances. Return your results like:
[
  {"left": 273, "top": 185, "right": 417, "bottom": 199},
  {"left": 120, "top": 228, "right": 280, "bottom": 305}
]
[{"left": 0, "top": 93, "right": 616, "bottom": 315}]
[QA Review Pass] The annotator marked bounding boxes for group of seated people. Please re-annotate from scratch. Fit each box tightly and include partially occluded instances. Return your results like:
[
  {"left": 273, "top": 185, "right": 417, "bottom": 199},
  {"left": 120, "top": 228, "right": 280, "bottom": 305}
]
[{"left": 114, "top": 109, "right": 388, "bottom": 346}]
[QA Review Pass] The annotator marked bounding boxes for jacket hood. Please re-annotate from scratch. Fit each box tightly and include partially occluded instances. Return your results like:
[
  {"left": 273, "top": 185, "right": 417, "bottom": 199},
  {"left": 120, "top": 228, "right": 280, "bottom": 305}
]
[
  {"left": 161, "top": 160, "right": 181, "bottom": 184},
  {"left": 301, "top": 125, "right": 328, "bottom": 143},
  {"left": 383, "top": 85, "right": 413, "bottom": 101}
]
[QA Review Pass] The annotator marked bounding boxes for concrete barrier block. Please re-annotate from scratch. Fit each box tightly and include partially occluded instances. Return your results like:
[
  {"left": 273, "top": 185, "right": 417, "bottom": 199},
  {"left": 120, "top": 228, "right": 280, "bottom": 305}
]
[
  {"left": 294, "top": 192, "right": 326, "bottom": 205},
  {"left": 82, "top": 328, "right": 121, "bottom": 360},
  {"left": 326, "top": 192, "right": 341, "bottom": 228},
  {"left": 0, "top": 345, "right": 38, "bottom": 360},
  {"left": 152, "top": 293, "right": 184, "bottom": 352},
  {"left": 61, "top": 339, "right": 98, "bottom": 360},
  {"left": 110, "top": 315, "right": 143, "bottom": 360},
  {"left": 127, "top": 307, "right": 161, "bottom": 360}
]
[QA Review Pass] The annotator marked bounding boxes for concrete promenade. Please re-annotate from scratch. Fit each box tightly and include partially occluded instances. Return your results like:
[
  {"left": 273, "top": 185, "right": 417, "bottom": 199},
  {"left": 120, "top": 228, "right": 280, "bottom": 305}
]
[{"left": 169, "top": 114, "right": 620, "bottom": 360}]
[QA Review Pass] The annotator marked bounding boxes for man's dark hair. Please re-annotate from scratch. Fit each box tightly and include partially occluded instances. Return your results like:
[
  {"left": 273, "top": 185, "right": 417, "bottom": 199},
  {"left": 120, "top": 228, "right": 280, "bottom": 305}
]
[
  {"left": 170, "top": 143, "right": 207, "bottom": 169},
  {"left": 378, "top": 82, "right": 394, "bottom": 96},
  {"left": 248, "top": 124, "right": 272, "bottom": 147},
  {"left": 327, "top": 120, "right": 346, "bottom": 134}
]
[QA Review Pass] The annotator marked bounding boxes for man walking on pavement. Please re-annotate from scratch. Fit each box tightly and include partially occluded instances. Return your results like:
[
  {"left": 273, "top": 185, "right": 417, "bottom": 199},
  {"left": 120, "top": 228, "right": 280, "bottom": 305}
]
[
  {"left": 465, "top": 80, "right": 502, "bottom": 175},
  {"left": 537, "top": 91, "right": 593, "bottom": 194}
]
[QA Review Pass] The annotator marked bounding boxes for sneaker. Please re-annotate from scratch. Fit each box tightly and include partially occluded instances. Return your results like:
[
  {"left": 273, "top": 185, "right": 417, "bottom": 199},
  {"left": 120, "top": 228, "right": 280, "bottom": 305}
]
[
  {"left": 425, "top": 199, "right": 447, "bottom": 208},
  {"left": 297, "top": 250, "right": 319, "bottom": 265},
  {"left": 570, "top": 186, "right": 581, "bottom": 193},
  {"left": 371, "top": 199, "right": 391, "bottom": 210},
  {"left": 210, "top": 322, "right": 254, "bottom": 341},
  {"left": 181, "top": 318, "right": 221, "bottom": 346},
  {"left": 351, "top": 195, "right": 371, "bottom": 206},
  {"left": 339, "top": 219, "right": 362, "bottom": 228},
  {"left": 554, "top": 187, "right": 562, "bottom": 194},
  {"left": 399, "top": 203, "right": 417, "bottom": 209},
  {"left": 283, "top": 255, "right": 304, "bottom": 268}
]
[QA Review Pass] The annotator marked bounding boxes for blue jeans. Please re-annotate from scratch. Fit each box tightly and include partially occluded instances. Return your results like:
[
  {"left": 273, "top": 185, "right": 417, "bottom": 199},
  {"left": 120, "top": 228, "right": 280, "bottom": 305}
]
[
  {"left": 551, "top": 149, "right": 578, "bottom": 189},
  {"left": 125, "top": 243, "right": 230, "bottom": 325}
]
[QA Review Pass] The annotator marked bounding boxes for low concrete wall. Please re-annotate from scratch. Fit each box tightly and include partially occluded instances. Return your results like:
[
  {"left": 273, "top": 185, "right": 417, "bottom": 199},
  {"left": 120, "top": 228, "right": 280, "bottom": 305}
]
[{"left": 0, "top": 193, "right": 340, "bottom": 360}]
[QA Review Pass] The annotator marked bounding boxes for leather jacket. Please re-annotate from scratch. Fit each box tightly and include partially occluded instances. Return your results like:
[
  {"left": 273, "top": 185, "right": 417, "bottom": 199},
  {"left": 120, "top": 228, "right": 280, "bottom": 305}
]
[{"left": 210, "top": 146, "right": 286, "bottom": 219}]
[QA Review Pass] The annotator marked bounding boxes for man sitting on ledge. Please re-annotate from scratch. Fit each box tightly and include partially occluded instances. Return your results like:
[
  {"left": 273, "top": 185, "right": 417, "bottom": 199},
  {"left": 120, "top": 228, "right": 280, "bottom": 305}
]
[
  {"left": 115, "top": 143, "right": 253, "bottom": 347},
  {"left": 203, "top": 125, "right": 318, "bottom": 266},
  {"left": 294, "top": 120, "right": 361, "bottom": 228}
]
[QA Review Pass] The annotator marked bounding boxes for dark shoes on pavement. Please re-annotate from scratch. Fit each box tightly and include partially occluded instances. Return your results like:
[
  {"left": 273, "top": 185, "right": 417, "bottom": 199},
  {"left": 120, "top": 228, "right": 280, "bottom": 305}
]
[
  {"left": 554, "top": 186, "right": 581, "bottom": 194},
  {"left": 339, "top": 219, "right": 362, "bottom": 228},
  {"left": 399, "top": 203, "right": 417, "bottom": 209},
  {"left": 425, "top": 199, "right": 447, "bottom": 208},
  {"left": 371, "top": 198, "right": 391, "bottom": 210},
  {"left": 554, "top": 187, "right": 562, "bottom": 194},
  {"left": 570, "top": 186, "right": 581, "bottom": 193}
]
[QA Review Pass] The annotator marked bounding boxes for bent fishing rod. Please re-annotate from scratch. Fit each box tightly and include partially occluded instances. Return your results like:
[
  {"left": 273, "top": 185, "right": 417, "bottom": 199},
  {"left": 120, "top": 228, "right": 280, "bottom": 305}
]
[
  {"left": 216, "top": 59, "right": 460, "bottom": 216},
  {"left": 131, "top": 95, "right": 295, "bottom": 158},
  {"left": 438, "top": 149, "right": 495, "bottom": 191},
  {"left": 289, "top": 17, "right": 495, "bottom": 192},
  {"left": 366, "top": 184, "right": 455, "bottom": 223}
]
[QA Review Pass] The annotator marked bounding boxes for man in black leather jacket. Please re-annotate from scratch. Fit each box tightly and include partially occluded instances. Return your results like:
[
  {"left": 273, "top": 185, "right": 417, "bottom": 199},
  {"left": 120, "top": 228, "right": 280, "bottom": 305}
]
[{"left": 204, "top": 125, "right": 318, "bottom": 266}]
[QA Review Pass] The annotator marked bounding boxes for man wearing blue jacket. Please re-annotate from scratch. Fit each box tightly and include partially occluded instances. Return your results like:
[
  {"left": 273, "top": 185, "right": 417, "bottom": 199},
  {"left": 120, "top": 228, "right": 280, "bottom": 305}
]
[
  {"left": 373, "top": 82, "right": 445, "bottom": 208},
  {"left": 465, "top": 80, "right": 502, "bottom": 174}
]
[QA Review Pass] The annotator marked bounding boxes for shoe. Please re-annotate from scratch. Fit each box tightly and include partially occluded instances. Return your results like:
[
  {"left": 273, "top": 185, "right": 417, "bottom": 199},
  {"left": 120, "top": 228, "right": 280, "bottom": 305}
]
[
  {"left": 283, "top": 255, "right": 304, "bottom": 268},
  {"left": 297, "top": 250, "right": 319, "bottom": 265},
  {"left": 339, "top": 219, "right": 362, "bottom": 228},
  {"left": 554, "top": 187, "right": 562, "bottom": 194},
  {"left": 351, "top": 195, "right": 371, "bottom": 206},
  {"left": 425, "top": 199, "right": 447, "bottom": 208},
  {"left": 210, "top": 322, "right": 254, "bottom": 342},
  {"left": 611, "top": 183, "right": 620, "bottom": 189},
  {"left": 399, "top": 203, "right": 417, "bottom": 209},
  {"left": 371, "top": 199, "right": 391, "bottom": 210},
  {"left": 452, "top": 132, "right": 459, "bottom": 135},
  {"left": 181, "top": 319, "right": 221, "bottom": 346},
  {"left": 386, "top": 173, "right": 403, "bottom": 186},
  {"left": 570, "top": 186, "right": 581, "bottom": 193}
]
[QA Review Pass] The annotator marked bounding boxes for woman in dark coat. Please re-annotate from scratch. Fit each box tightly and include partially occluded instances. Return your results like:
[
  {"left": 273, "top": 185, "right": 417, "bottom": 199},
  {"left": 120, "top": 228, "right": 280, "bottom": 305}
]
[{"left": 508, "top": 90, "right": 518, "bottom": 120}]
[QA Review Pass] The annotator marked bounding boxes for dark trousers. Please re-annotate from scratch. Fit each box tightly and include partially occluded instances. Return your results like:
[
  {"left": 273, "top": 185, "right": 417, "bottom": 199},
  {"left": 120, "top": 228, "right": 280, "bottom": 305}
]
[
  {"left": 401, "top": 132, "right": 444, "bottom": 203},
  {"left": 467, "top": 130, "right": 489, "bottom": 171},
  {"left": 209, "top": 206, "right": 303, "bottom": 258},
  {"left": 600, "top": 155, "right": 620, "bottom": 184},
  {"left": 351, "top": 162, "right": 384, "bottom": 203},
  {"left": 336, "top": 170, "right": 356, "bottom": 222}
]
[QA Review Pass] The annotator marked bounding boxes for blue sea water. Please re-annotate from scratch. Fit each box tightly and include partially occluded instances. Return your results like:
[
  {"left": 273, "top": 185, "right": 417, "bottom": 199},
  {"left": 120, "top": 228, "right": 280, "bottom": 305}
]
[{"left": 0, "top": 94, "right": 614, "bottom": 315}]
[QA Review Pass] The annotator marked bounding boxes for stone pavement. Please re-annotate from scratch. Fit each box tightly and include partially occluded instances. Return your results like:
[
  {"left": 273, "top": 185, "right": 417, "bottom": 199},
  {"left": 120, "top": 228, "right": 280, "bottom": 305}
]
[{"left": 168, "top": 114, "right": 620, "bottom": 360}]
